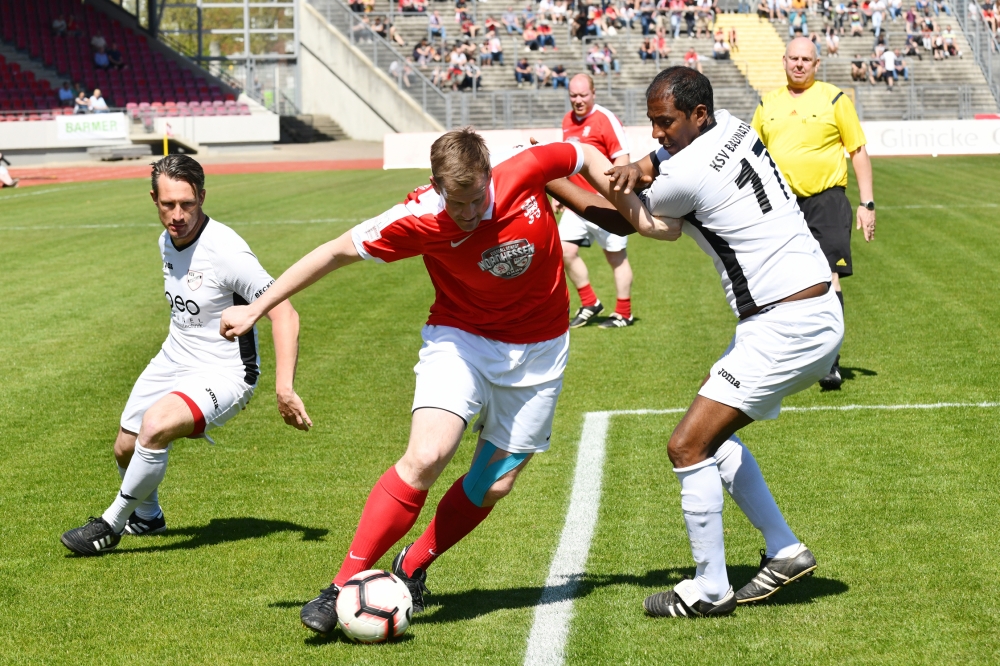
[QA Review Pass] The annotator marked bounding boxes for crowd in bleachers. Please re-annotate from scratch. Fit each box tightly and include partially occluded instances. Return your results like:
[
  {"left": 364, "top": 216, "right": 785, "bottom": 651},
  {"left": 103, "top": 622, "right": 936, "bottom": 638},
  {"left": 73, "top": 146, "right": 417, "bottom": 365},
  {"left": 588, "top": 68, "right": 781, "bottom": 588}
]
[{"left": 0, "top": 0, "right": 239, "bottom": 121}]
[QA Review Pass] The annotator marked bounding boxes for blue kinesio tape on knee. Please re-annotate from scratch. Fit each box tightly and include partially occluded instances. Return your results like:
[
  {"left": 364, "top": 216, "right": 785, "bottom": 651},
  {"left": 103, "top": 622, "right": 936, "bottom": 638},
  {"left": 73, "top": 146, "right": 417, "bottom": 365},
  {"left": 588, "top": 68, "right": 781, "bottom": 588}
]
[{"left": 462, "top": 441, "right": 529, "bottom": 507}]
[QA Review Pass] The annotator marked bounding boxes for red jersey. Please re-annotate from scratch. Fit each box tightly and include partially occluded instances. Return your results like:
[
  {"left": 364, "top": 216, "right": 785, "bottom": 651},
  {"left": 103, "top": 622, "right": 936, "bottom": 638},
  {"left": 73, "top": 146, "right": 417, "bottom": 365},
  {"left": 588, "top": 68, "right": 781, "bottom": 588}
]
[
  {"left": 561, "top": 103, "right": 630, "bottom": 194},
  {"left": 351, "top": 142, "right": 584, "bottom": 344}
]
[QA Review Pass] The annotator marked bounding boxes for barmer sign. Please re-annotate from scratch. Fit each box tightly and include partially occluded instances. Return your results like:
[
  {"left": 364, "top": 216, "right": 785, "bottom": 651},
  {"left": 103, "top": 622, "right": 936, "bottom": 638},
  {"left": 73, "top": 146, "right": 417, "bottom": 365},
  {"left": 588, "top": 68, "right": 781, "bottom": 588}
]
[{"left": 56, "top": 113, "right": 129, "bottom": 141}]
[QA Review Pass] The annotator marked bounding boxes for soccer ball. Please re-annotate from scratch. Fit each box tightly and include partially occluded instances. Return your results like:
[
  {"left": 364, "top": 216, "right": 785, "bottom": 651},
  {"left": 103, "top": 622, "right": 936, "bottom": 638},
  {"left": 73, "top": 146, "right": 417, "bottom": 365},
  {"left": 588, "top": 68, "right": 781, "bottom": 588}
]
[{"left": 336, "top": 570, "right": 413, "bottom": 643}]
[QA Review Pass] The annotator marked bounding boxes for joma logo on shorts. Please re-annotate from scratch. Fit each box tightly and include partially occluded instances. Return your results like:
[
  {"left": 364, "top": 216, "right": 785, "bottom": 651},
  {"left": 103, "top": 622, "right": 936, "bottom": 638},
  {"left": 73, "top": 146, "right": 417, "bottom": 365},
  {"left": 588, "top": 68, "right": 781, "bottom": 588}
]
[
  {"left": 718, "top": 368, "right": 740, "bottom": 388},
  {"left": 205, "top": 387, "right": 219, "bottom": 411}
]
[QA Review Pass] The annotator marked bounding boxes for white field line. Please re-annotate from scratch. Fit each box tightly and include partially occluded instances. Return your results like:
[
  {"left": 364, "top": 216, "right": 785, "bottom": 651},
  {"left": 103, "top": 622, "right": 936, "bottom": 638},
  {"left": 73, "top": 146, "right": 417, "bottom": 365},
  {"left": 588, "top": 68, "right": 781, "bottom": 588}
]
[
  {"left": 523, "top": 401, "right": 1000, "bottom": 666},
  {"left": 0, "top": 218, "right": 363, "bottom": 232}
]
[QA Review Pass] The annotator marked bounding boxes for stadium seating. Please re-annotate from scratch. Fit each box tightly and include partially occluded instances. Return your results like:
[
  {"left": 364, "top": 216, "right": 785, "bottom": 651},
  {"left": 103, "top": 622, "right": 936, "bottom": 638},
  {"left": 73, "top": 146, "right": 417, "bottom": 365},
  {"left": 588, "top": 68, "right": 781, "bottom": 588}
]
[{"left": 0, "top": 0, "right": 239, "bottom": 119}]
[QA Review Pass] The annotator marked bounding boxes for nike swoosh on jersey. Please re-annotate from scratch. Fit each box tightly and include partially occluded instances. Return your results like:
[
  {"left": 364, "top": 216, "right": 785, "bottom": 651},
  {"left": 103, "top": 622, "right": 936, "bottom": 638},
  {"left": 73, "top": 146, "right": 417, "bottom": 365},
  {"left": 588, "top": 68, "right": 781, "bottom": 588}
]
[
  {"left": 451, "top": 235, "right": 474, "bottom": 247},
  {"left": 348, "top": 551, "right": 365, "bottom": 560}
]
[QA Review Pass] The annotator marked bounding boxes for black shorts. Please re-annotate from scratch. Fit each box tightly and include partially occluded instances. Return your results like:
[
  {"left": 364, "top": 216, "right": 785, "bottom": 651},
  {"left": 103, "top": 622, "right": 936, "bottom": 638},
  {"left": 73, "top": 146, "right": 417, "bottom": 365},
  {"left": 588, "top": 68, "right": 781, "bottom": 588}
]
[{"left": 797, "top": 186, "right": 853, "bottom": 277}]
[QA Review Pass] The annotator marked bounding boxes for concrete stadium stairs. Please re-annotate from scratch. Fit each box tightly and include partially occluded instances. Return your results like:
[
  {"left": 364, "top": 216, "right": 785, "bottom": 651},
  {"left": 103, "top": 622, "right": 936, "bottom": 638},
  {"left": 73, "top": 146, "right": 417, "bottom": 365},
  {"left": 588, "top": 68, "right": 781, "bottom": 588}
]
[
  {"left": 318, "top": 0, "right": 760, "bottom": 128},
  {"left": 712, "top": 13, "right": 788, "bottom": 93},
  {"left": 773, "top": 13, "right": 998, "bottom": 119}
]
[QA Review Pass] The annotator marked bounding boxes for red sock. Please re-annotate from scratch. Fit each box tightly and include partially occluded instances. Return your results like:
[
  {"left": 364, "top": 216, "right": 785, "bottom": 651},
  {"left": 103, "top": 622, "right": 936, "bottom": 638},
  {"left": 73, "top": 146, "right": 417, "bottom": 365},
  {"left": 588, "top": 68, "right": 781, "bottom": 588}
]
[
  {"left": 401, "top": 475, "right": 493, "bottom": 576},
  {"left": 615, "top": 297, "right": 631, "bottom": 319},
  {"left": 332, "top": 466, "right": 427, "bottom": 587},
  {"left": 577, "top": 283, "right": 598, "bottom": 307}
]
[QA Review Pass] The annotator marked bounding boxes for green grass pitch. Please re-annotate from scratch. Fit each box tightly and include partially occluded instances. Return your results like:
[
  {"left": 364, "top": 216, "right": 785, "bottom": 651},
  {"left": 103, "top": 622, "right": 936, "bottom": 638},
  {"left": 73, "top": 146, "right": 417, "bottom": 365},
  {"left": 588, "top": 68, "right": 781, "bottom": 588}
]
[{"left": 0, "top": 156, "right": 998, "bottom": 665}]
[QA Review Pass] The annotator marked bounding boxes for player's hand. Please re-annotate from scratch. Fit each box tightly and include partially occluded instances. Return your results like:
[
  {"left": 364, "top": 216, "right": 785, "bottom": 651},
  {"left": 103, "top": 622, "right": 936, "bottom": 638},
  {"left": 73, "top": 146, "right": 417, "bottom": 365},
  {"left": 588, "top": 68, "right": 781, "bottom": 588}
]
[
  {"left": 220, "top": 305, "right": 257, "bottom": 341},
  {"left": 605, "top": 163, "right": 652, "bottom": 194},
  {"left": 277, "top": 388, "right": 313, "bottom": 431},
  {"left": 636, "top": 215, "right": 683, "bottom": 241},
  {"left": 857, "top": 207, "right": 876, "bottom": 242}
]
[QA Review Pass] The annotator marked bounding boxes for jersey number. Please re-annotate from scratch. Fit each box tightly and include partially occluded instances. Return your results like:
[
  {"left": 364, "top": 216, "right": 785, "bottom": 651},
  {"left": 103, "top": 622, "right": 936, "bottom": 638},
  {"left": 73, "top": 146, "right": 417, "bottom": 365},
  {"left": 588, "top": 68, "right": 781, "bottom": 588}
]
[{"left": 735, "top": 158, "right": 772, "bottom": 214}]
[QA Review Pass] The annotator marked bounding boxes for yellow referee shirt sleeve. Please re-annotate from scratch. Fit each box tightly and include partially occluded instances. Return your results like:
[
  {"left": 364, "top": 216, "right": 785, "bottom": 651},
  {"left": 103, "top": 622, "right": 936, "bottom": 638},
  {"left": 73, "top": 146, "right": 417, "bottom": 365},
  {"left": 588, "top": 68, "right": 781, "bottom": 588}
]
[
  {"left": 833, "top": 93, "right": 866, "bottom": 154},
  {"left": 750, "top": 102, "right": 765, "bottom": 143}
]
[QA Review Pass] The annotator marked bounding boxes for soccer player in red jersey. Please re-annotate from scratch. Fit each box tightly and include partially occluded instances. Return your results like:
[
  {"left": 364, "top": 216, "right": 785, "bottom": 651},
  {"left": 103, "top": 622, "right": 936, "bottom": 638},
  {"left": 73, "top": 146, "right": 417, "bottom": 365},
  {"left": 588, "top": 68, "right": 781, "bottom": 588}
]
[
  {"left": 560, "top": 73, "right": 637, "bottom": 328},
  {"left": 220, "top": 129, "right": 620, "bottom": 635}
]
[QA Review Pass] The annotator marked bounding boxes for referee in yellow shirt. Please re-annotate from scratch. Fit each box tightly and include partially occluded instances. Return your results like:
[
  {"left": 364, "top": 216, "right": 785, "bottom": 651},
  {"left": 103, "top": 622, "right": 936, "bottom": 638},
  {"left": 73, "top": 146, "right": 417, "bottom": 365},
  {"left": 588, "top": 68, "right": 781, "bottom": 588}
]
[{"left": 751, "top": 37, "right": 876, "bottom": 390}]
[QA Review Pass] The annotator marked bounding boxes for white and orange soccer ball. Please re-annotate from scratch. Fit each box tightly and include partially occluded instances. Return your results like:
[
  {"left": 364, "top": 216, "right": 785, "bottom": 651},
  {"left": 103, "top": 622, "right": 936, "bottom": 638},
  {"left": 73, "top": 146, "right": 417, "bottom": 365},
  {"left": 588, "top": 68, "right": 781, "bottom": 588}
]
[{"left": 336, "top": 570, "right": 413, "bottom": 643}]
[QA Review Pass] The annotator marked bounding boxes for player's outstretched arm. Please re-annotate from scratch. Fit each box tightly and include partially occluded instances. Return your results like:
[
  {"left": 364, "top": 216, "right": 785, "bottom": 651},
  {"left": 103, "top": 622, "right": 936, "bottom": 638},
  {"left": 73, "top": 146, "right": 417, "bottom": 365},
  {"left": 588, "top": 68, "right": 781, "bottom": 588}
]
[
  {"left": 576, "top": 144, "right": 682, "bottom": 241},
  {"left": 546, "top": 178, "right": 636, "bottom": 237},
  {"left": 220, "top": 230, "right": 362, "bottom": 340},
  {"left": 264, "top": 300, "right": 312, "bottom": 431},
  {"left": 605, "top": 153, "right": 656, "bottom": 194}
]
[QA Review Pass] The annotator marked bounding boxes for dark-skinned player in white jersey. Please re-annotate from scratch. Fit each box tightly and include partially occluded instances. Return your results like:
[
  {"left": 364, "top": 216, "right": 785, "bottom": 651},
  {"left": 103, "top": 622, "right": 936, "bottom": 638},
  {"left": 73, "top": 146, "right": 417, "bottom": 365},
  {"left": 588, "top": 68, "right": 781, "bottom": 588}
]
[{"left": 546, "top": 66, "right": 843, "bottom": 619}]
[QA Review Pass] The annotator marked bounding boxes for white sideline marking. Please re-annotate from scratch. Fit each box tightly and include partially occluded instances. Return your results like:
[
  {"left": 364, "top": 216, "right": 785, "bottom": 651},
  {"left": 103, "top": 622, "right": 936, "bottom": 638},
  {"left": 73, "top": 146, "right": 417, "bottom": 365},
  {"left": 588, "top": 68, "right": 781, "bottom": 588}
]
[
  {"left": 0, "top": 217, "right": 363, "bottom": 232},
  {"left": 524, "top": 401, "right": 999, "bottom": 666}
]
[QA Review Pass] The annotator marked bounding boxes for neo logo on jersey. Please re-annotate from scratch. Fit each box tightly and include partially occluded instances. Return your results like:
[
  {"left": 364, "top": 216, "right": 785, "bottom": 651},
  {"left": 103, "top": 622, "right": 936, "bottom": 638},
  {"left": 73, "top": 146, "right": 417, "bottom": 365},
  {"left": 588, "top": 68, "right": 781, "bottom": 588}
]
[
  {"left": 477, "top": 239, "right": 535, "bottom": 278},
  {"left": 165, "top": 291, "right": 201, "bottom": 315}
]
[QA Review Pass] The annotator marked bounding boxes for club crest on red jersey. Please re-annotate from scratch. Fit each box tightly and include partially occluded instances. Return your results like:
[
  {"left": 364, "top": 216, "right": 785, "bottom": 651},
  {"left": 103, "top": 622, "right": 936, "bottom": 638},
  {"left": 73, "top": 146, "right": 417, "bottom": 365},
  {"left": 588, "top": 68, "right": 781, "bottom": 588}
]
[
  {"left": 477, "top": 239, "right": 535, "bottom": 278},
  {"left": 521, "top": 195, "right": 542, "bottom": 224},
  {"left": 186, "top": 270, "right": 203, "bottom": 291}
]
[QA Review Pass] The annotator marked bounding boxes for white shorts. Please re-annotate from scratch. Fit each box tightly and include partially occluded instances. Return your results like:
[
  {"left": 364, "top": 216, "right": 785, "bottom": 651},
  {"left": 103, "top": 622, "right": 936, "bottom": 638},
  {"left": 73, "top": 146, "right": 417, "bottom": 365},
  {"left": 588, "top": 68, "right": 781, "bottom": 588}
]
[
  {"left": 558, "top": 208, "right": 629, "bottom": 253},
  {"left": 698, "top": 289, "right": 844, "bottom": 421},
  {"left": 121, "top": 350, "right": 255, "bottom": 435},
  {"left": 412, "top": 325, "right": 569, "bottom": 453}
]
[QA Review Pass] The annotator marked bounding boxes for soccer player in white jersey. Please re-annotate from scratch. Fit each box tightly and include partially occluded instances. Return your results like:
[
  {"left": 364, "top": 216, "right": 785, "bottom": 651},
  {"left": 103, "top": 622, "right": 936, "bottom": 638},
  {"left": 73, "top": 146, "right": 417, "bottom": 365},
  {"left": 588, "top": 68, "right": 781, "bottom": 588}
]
[
  {"left": 553, "top": 67, "right": 844, "bottom": 618},
  {"left": 60, "top": 155, "right": 311, "bottom": 556}
]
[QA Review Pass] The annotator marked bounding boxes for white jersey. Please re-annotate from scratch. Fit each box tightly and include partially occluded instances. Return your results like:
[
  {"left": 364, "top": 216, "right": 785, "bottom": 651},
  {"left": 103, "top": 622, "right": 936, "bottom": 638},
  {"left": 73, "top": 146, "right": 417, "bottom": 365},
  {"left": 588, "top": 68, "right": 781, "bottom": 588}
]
[
  {"left": 159, "top": 218, "right": 275, "bottom": 383},
  {"left": 639, "top": 110, "right": 831, "bottom": 318}
]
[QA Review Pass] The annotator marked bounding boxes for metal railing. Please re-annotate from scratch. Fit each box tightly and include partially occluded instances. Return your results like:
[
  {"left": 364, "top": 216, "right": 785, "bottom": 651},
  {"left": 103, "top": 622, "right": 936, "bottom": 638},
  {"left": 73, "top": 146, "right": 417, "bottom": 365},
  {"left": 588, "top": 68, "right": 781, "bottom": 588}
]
[
  {"left": 308, "top": 0, "right": 451, "bottom": 126},
  {"left": 832, "top": 84, "right": 990, "bottom": 120},
  {"left": 956, "top": 5, "right": 1000, "bottom": 106}
]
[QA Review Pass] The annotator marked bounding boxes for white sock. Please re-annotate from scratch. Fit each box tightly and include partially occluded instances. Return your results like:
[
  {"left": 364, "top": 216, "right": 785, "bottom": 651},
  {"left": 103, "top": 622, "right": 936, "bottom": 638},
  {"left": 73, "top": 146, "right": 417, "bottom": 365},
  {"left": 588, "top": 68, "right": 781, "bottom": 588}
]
[
  {"left": 674, "top": 458, "right": 729, "bottom": 602},
  {"left": 103, "top": 444, "right": 169, "bottom": 533},
  {"left": 715, "top": 435, "right": 800, "bottom": 559},
  {"left": 118, "top": 464, "right": 162, "bottom": 520}
]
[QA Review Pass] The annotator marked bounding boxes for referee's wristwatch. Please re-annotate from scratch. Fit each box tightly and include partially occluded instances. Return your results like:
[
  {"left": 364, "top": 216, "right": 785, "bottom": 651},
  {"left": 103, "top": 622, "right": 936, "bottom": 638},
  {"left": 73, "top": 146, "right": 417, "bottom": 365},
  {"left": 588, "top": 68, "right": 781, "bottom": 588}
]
[{"left": 860, "top": 200, "right": 876, "bottom": 211}]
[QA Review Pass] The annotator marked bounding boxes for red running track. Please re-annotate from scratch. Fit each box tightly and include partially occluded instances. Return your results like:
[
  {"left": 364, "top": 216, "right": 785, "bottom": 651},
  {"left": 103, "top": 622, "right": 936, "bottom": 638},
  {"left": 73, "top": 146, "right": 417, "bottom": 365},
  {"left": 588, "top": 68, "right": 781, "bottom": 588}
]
[{"left": 11, "top": 159, "right": 384, "bottom": 187}]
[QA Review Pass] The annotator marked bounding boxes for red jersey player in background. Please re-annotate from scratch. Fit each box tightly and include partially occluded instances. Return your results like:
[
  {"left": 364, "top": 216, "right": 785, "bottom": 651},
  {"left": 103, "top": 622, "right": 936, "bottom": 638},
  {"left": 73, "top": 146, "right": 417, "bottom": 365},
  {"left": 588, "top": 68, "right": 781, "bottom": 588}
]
[
  {"left": 220, "top": 129, "right": 632, "bottom": 636},
  {"left": 560, "top": 73, "right": 637, "bottom": 328}
]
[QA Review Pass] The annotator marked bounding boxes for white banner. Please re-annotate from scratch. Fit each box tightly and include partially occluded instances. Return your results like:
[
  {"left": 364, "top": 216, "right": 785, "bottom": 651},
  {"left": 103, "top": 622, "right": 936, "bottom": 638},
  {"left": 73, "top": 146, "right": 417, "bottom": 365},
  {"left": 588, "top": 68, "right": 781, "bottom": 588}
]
[
  {"left": 384, "top": 119, "right": 1000, "bottom": 169},
  {"left": 861, "top": 119, "right": 1000, "bottom": 156},
  {"left": 56, "top": 113, "right": 129, "bottom": 142}
]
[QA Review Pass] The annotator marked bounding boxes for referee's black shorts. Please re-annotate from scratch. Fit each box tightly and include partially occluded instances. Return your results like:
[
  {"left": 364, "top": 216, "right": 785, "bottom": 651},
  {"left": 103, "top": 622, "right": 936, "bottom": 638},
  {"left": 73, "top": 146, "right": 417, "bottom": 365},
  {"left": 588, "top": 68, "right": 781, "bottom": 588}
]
[{"left": 797, "top": 186, "right": 853, "bottom": 277}]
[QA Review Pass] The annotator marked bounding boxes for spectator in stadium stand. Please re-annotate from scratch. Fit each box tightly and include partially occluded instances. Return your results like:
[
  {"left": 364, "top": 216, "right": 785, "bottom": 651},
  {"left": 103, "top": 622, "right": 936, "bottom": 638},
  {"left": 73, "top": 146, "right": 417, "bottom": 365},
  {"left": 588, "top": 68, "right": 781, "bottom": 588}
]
[
  {"left": 537, "top": 21, "right": 557, "bottom": 50},
  {"left": 654, "top": 27, "right": 672, "bottom": 59},
  {"left": 489, "top": 31, "right": 505, "bottom": 65},
  {"left": 521, "top": 3, "right": 536, "bottom": 27},
  {"left": 553, "top": 0, "right": 569, "bottom": 23},
  {"left": 89, "top": 89, "right": 110, "bottom": 113},
  {"left": 893, "top": 50, "right": 910, "bottom": 79},
  {"left": 602, "top": 42, "right": 621, "bottom": 74},
  {"left": 479, "top": 39, "right": 492, "bottom": 66},
  {"left": 534, "top": 61, "right": 553, "bottom": 86},
  {"left": 557, "top": 73, "right": 636, "bottom": 328},
  {"left": 877, "top": 45, "right": 896, "bottom": 88},
  {"left": 413, "top": 0, "right": 427, "bottom": 12},
  {"left": 696, "top": 0, "right": 714, "bottom": 39},
  {"left": 551, "top": 63, "right": 569, "bottom": 87},
  {"left": 502, "top": 7, "right": 523, "bottom": 34},
  {"left": 94, "top": 46, "right": 111, "bottom": 70},
  {"left": 850, "top": 9, "right": 864, "bottom": 34},
  {"left": 52, "top": 14, "right": 67, "bottom": 37},
  {"left": 639, "top": 0, "right": 656, "bottom": 34},
  {"left": 91, "top": 31, "right": 107, "bottom": 51},
  {"left": 713, "top": 36, "right": 732, "bottom": 58},
  {"left": 523, "top": 23, "right": 539, "bottom": 50},
  {"left": 826, "top": 27, "right": 841, "bottom": 55},
  {"left": 58, "top": 81, "right": 75, "bottom": 107},
  {"left": 729, "top": 27, "right": 739, "bottom": 52},
  {"left": 752, "top": 37, "right": 876, "bottom": 389},
  {"left": 639, "top": 37, "right": 657, "bottom": 61},
  {"left": 107, "top": 44, "right": 126, "bottom": 70},
  {"left": 933, "top": 0, "right": 951, "bottom": 14},
  {"left": 671, "top": 0, "right": 687, "bottom": 38},
  {"left": 916, "top": 0, "right": 931, "bottom": 13},
  {"left": 903, "top": 34, "right": 922, "bottom": 58},
  {"left": 429, "top": 11, "right": 447, "bottom": 41},
  {"left": 758, "top": 0, "right": 773, "bottom": 20},
  {"left": 586, "top": 44, "right": 607, "bottom": 74},
  {"left": 0, "top": 153, "right": 18, "bottom": 189},
  {"left": 65, "top": 14, "right": 82, "bottom": 37},
  {"left": 73, "top": 90, "right": 90, "bottom": 114},
  {"left": 514, "top": 57, "right": 534, "bottom": 85},
  {"left": 388, "top": 20, "right": 407, "bottom": 47},
  {"left": 942, "top": 25, "right": 961, "bottom": 55},
  {"left": 389, "top": 58, "right": 415, "bottom": 87},
  {"left": 372, "top": 17, "right": 387, "bottom": 39},
  {"left": 458, "top": 62, "right": 481, "bottom": 90},
  {"left": 851, "top": 53, "right": 870, "bottom": 78},
  {"left": 684, "top": 45, "right": 703, "bottom": 72}
]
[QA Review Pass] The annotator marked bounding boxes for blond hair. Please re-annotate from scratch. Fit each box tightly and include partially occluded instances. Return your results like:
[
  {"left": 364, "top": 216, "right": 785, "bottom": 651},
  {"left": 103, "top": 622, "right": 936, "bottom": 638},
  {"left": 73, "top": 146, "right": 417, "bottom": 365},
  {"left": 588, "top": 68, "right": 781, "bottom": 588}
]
[{"left": 430, "top": 127, "right": 491, "bottom": 192}]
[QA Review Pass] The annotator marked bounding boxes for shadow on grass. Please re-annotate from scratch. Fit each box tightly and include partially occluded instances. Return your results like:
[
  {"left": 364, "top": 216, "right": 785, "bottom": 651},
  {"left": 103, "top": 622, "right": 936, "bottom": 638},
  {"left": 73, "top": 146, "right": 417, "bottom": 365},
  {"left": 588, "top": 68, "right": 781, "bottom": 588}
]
[
  {"left": 820, "top": 366, "right": 878, "bottom": 391},
  {"left": 111, "top": 517, "right": 327, "bottom": 554},
  {"left": 416, "top": 565, "right": 848, "bottom": 624}
]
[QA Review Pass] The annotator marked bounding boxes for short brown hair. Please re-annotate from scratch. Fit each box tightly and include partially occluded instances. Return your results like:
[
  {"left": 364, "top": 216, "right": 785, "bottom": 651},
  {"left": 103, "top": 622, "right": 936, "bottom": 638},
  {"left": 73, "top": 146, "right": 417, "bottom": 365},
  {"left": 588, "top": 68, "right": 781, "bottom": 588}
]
[
  {"left": 430, "top": 127, "right": 491, "bottom": 192},
  {"left": 150, "top": 154, "right": 205, "bottom": 197}
]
